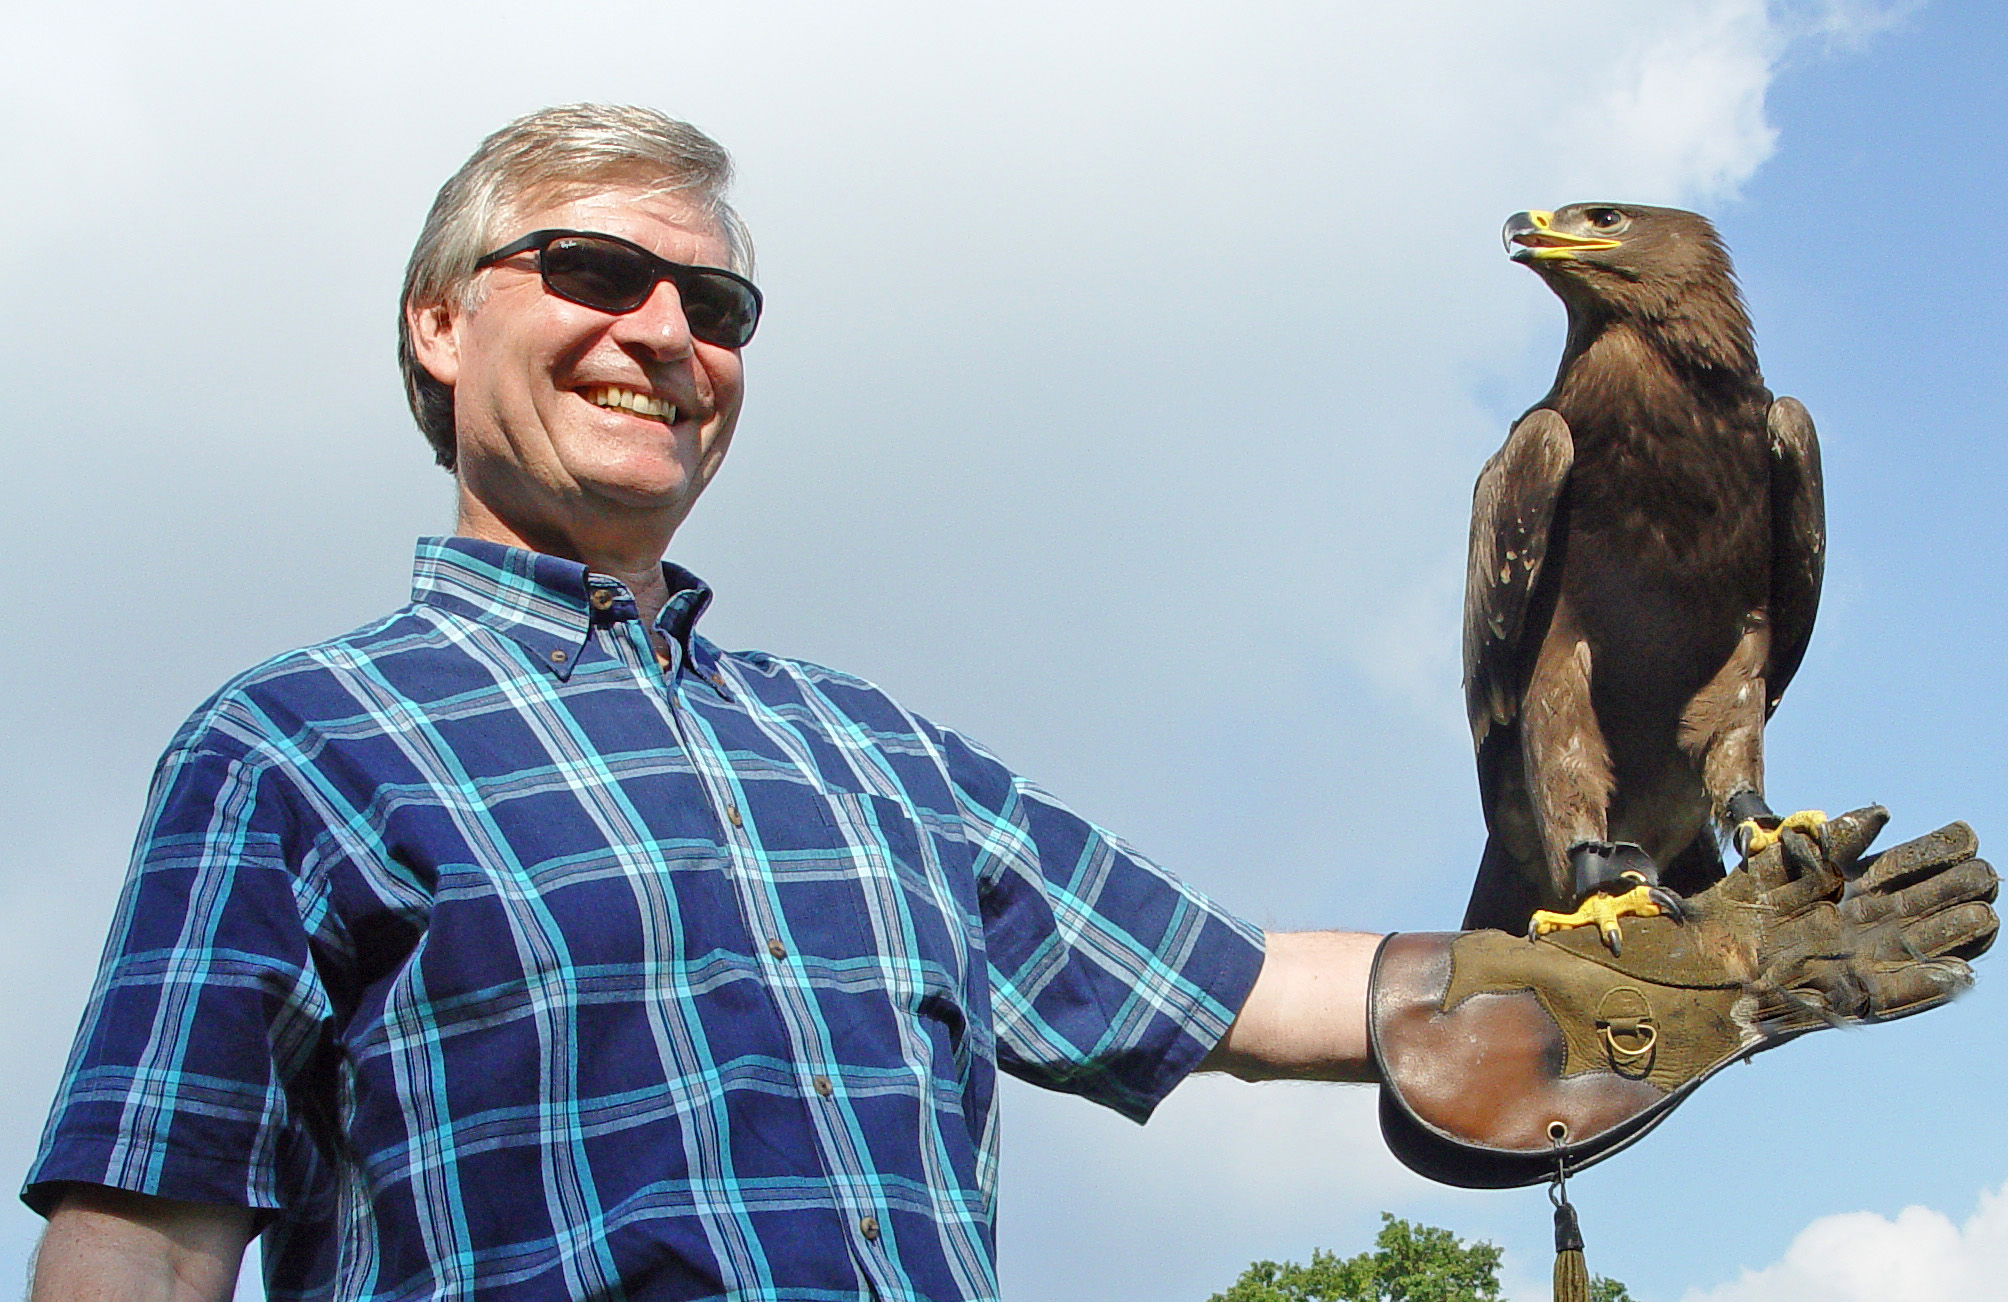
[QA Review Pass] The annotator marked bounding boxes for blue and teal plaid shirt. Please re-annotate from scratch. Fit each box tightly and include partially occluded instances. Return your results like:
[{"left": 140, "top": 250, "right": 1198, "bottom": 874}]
[{"left": 27, "top": 537, "right": 1265, "bottom": 1301}]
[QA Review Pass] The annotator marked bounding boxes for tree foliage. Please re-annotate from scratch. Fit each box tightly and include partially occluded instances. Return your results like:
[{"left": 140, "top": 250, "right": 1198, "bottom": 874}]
[
  {"left": 1207, "top": 1213, "right": 1634, "bottom": 1302},
  {"left": 1589, "top": 1278, "right": 1637, "bottom": 1302},
  {"left": 1207, "top": 1215, "right": 1500, "bottom": 1302}
]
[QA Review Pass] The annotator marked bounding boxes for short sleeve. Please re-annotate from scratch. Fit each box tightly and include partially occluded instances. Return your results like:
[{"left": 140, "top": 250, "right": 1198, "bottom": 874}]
[
  {"left": 937, "top": 729, "right": 1265, "bottom": 1123},
  {"left": 23, "top": 740, "right": 337, "bottom": 1217}
]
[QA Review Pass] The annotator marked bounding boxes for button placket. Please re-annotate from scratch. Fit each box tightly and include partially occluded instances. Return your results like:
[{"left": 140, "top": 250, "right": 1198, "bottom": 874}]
[{"left": 677, "top": 686, "right": 889, "bottom": 1273}]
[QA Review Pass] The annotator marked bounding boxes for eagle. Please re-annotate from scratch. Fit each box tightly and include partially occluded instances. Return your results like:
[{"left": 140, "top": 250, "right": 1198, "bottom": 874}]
[{"left": 1461, "top": 202, "right": 1826, "bottom": 945}]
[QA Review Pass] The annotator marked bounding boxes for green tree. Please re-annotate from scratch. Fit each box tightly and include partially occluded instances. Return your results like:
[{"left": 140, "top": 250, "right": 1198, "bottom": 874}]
[
  {"left": 1207, "top": 1213, "right": 1635, "bottom": 1302},
  {"left": 1207, "top": 1215, "right": 1499, "bottom": 1302}
]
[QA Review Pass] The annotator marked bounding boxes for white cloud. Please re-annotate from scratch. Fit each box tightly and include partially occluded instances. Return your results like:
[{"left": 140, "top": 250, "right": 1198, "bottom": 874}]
[
  {"left": 1583, "top": 4, "right": 1779, "bottom": 202},
  {"left": 1777, "top": 0, "right": 1924, "bottom": 51},
  {"left": 1680, "top": 1183, "right": 2008, "bottom": 1302}
]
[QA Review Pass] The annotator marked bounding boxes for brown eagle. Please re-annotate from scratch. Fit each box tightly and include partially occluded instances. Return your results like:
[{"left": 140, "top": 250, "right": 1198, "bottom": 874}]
[{"left": 1461, "top": 202, "right": 1826, "bottom": 944}]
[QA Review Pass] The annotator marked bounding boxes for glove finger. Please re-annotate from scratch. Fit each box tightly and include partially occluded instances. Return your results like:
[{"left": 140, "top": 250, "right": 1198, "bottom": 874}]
[
  {"left": 1859, "top": 958, "right": 1975, "bottom": 1021},
  {"left": 1783, "top": 827, "right": 1826, "bottom": 881},
  {"left": 1892, "top": 901, "right": 2000, "bottom": 964},
  {"left": 1760, "top": 901, "right": 1848, "bottom": 967},
  {"left": 1842, "top": 858, "right": 1999, "bottom": 928},
  {"left": 1819, "top": 805, "right": 1890, "bottom": 878},
  {"left": 1770, "top": 958, "right": 1867, "bottom": 1022},
  {"left": 1760, "top": 863, "right": 1846, "bottom": 920},
  {"left": 1755, "top": 981, "right": 1851, "bottom": 1037},
  {"left": 1782, "top": 956, "right": 1974, "bottom": 1024},
  {"left": 1733, "top": 840, "right": 1793, "bottom": 896},
  {"left": 1745, "top": 808, "right": 1885, "bottom": 910},
  {"left": 1851, "top": 822, "right": 1981, "bottom": 895}
]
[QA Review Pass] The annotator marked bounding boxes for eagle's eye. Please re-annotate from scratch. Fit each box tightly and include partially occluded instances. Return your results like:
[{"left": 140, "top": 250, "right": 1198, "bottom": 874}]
[{"left": 1585, "top": 208, "right": 1628, "bottom": 232}]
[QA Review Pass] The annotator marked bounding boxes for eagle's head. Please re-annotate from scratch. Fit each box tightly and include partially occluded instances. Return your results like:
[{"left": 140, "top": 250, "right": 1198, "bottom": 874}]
[{"left": 1504, "top": 202, "right": 1752, "bottom": 370}]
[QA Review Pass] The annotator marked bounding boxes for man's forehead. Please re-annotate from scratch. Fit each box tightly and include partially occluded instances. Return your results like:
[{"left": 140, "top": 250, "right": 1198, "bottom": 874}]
[{"left": 496, "top": 176, "right": 725, "bottom": 246}]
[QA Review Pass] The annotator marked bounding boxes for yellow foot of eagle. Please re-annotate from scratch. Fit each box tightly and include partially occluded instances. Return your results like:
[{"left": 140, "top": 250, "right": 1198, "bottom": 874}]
[
  {"left": 1529, "top": 873, "right": 1665, "bottom": 956},
  {"left": 1738, "top": 809, "right": 1828, "bottom": 858}
]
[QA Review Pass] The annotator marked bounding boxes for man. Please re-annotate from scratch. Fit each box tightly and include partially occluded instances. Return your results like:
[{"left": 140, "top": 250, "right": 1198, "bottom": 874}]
[
  {"left": 23, "top": 105, "right": 1995, "bottom": 1301},
  {"left": 23, "top": 104, "right": 1377, "bottom": 1301}
]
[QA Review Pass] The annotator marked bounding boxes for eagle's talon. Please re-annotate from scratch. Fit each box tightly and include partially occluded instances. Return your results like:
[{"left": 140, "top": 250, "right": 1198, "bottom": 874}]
[
  {"left": 1648, "top": 884, "right": 1691, "bottom": 923},
  {"left": 1740, "top": 809, "right": 1829, "bottom": 859},
  {"left": 1530, "top": 882, "right": 1665, "bottom": 954}
]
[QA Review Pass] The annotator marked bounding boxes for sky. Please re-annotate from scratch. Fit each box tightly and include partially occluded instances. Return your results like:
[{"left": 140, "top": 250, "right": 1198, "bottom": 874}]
[{"left": 0, "top": 1, "right": 2003, "bottom": 1299}]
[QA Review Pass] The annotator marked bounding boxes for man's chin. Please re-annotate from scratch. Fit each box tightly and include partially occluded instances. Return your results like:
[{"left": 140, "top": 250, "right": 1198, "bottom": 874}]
[{"left": 580, "top": 473, "right": 711, "bottom": 529}]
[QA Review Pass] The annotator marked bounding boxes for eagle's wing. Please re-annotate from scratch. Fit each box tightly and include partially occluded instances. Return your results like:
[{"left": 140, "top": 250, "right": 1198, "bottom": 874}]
[
  {"left": 1764, "top": 396, "right": 1825, "bottom": 714},
  {"left": 1463, "top": 407, "right": 1573, "bottom": 751}
]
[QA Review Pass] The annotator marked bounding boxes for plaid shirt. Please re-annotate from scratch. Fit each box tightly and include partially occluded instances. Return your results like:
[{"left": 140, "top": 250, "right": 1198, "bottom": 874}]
[{"left": 27, "top": 537, "right": 1264, "bottom": 1302}]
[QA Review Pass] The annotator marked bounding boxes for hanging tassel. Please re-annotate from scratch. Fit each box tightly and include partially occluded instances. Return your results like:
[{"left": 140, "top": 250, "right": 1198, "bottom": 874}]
[
  {"left": 1551, "top": 1193, "right": 1588, "bottom": 1302},
  {"left": 1549, "top": 1133, "right": 1589, "bottom": 1302}
]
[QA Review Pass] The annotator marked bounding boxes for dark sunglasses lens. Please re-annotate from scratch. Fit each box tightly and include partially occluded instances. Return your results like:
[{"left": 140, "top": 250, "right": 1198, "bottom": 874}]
[
  {"left": 676, "top": 273, "right": 760, "bottom": 349},
  {"left": 537, "top": 235, "right": 759, "bottom": 347},
  {"left": 542, "top": 237, "right": 655, "bottom": 313}
]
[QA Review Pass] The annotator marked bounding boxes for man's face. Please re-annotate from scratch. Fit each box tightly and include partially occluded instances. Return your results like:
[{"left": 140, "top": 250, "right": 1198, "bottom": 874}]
[{"left": 410, "top": 184, "right": 747, "bottom": 557}]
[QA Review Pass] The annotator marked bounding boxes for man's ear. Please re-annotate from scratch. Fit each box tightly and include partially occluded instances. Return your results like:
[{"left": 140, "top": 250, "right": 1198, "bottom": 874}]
[{"left": 407, "top": 301, "right": 462, "bottom": 388}]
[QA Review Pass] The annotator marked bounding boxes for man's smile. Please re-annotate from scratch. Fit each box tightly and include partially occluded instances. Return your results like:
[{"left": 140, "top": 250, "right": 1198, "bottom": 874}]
[{"left": 577, "top": 382, "right": 679, "bottom": 424}]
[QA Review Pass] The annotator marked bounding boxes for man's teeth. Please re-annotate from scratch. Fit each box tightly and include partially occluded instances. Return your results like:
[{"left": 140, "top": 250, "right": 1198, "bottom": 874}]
[{"left": 581, "top": 385, "right": 677, "bottom": 422}]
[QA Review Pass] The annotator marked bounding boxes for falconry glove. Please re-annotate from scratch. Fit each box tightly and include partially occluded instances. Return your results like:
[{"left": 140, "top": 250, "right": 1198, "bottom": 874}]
[{"left": 1371, "top": 806, "right": 1998, "bottom": 1188}]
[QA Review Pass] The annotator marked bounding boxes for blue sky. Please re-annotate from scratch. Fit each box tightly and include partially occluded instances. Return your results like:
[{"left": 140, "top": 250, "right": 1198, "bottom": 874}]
[{"left": 0, "top": 2, "right": 2002, "bottom": 1299}]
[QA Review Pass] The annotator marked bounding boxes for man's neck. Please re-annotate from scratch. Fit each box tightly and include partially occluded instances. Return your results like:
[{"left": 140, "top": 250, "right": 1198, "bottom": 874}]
[{"left": 453, "top": 493, "right": 678, "bottom": 633}]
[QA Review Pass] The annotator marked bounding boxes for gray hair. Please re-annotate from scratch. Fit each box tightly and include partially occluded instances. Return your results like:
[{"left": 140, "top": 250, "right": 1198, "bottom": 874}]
[{"left": 398, "top": 104, "right": 754, "bottom": 469}]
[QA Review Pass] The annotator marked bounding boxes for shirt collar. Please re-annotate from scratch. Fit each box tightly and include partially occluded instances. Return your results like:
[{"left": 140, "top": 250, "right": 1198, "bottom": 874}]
[{"left": 410, "top": 536, "right": 714, "bottom": 681}]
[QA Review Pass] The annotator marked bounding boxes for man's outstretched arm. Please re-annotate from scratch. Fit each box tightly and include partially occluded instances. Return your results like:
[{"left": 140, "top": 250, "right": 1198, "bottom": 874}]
[
  {"left": 31, "top": 1185, "right": 254, "bottom": 1302},
  {"left": 1198, "top": 930, "right": 1382, "bottom": 1084}
]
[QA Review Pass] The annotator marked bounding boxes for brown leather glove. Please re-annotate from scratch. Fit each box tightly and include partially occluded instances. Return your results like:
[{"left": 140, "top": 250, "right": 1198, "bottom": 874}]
[{"left": 1372, "top": 807, "right": 1998, "bottom": 1188}]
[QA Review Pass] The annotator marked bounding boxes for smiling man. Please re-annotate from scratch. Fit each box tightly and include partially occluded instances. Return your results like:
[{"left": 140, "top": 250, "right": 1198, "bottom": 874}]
[
  {"left": 21, "top": 106, "right": 1998, "bottom": 1302},
  {"left": 19, "top": 104, "right": 1304, "bottom": 1302}
]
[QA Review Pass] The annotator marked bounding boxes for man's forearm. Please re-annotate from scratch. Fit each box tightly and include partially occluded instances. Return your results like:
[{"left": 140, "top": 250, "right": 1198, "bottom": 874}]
[
  {"left": 1198, "top": 930, "right": 1381, "bottom": 1083},
  {"left": 31, "top": 1186, "right": 253, "bottom": 1302}
]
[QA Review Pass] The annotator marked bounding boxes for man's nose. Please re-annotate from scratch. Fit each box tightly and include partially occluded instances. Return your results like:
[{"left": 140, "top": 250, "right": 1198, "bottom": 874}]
[{"left": 610, "top": 279, "right": 696, "bottom": 357}]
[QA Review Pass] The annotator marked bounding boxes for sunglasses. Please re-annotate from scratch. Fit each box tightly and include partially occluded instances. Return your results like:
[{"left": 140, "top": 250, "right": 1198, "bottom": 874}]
[{"left": 474, "top": 229, "right": 763, "bottom": 349}]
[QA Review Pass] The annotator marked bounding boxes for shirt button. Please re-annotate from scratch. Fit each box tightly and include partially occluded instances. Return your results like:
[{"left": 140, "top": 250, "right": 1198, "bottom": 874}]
[
  {"left": 812, "top": 1075, "right": 833, "bottom": 1097},
  {"left": 549, "top": 649, "right": 568, "bottom": 664},
  {"left": 588, "top": 589, "right": 615, "bottom": 611},
  {"left": 767, "top": 939, "right": 788, "bottom": 960},
  {"left": 725, "top": 804, "right": 743, "bottom": 828},
  {"left": 859, "top": 1214, "right": 880, "bottom": 1242},
  {"left": 708, "top": 671, "right": 727, "bottom": 689}
]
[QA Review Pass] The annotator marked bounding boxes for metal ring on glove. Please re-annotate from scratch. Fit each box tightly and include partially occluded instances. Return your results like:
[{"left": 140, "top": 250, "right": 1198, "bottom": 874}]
[{"left": 1594, "top": 985, "right": 1657, "bottom": 1073}]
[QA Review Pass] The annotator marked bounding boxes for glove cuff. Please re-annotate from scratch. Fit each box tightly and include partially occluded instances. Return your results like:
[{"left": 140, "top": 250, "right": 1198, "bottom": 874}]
[{"left": 1370, "top": 929, "right": 1752, "bottom": 1189}]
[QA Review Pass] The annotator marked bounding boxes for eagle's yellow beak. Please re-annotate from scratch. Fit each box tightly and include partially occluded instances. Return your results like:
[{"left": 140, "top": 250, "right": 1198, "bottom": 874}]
[{"left": 1504, "top": 210, "right": 1623, "bottom": 261}]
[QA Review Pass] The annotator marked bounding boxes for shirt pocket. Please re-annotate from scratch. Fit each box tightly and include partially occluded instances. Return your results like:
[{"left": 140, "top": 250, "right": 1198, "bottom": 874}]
[{"left": 819, "top": 790, "right": 980, "bottom": 1062}]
